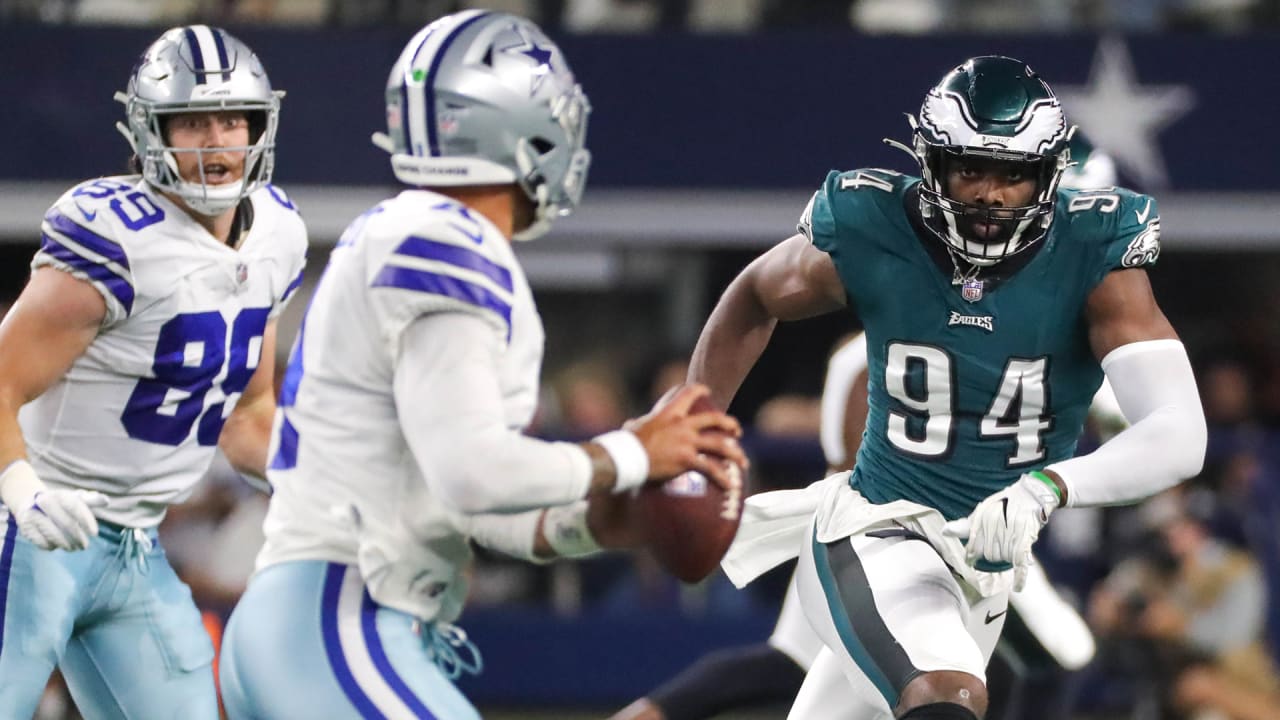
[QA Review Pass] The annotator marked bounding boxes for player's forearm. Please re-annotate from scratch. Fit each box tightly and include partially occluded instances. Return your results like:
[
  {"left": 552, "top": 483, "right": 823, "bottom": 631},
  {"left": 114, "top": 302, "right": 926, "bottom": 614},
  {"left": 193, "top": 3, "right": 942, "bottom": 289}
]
[
  {"left": 424, "top": 429, "right": 592, "bottom": 514},
  {"left": 219, "top": 396, "right": 274, "bottom": 479},
  {"left": 461, "top": 499, "right": 608, "bottom": 562},
  {"left": 1046, "top": 339, "right": 1205, "bottom": 507},
  {"left": 0, "top": 393, "right": 30, "bottom": 471},
  {"left": 688, "top": 275, "right": 779, "bottom": 409}
]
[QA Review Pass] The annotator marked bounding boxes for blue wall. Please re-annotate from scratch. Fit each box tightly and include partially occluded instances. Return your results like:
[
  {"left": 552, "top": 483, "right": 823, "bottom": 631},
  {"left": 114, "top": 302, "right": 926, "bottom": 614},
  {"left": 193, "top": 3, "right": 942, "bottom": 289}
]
[{"left": 4, "top": 25, "right": 1278, "bottom": 190}]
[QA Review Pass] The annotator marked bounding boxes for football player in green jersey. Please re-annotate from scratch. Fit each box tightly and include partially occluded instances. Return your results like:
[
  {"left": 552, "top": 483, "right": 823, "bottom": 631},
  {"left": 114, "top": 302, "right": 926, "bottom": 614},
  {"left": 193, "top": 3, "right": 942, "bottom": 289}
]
[{"left": 696, "top": 57, "right": 1206, "bottom": 720}]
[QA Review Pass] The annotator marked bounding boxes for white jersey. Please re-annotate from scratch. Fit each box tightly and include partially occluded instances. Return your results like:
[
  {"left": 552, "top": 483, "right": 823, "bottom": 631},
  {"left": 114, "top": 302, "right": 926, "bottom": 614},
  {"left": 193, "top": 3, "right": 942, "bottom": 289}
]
[
  {"left": 20, "top": 175, "right": 308, "bottom": 527},
  {"left": 818, "top": 333, "right": 867, "bottom": 468},
  {"left": 258, "top": 189, "right": 558, "bottom": 624}
]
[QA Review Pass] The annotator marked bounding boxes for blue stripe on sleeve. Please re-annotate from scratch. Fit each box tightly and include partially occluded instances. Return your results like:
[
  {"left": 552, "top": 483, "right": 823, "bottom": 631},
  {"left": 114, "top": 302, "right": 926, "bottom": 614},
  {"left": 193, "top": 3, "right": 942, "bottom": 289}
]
[
  {"left": 40, "top": 234, "right": 135, "bottom": 314},
  {"left": 282, "top": 267, "right": 305, "bottom": 303},
  {"left": 44, "top": 210, "right": 131, "bottom": 270},
  {"left": 371, "top": 265, "right": 512, "bottom": 334},
  {"left": 392, "top": 236, "right": 513, "bottom": 292}
]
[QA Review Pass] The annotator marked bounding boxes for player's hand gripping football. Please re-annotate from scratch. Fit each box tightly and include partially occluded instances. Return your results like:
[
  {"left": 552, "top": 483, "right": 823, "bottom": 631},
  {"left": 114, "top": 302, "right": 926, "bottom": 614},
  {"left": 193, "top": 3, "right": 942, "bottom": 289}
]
[
  {"left": 587, "top": 384, "right": 747, "bottom": 551},
  {"left": 943, "top": 472, "right": 1060, "bottom": 591},
  {"left": 627, "top": 383, "right": 747, "bottom": 492}
]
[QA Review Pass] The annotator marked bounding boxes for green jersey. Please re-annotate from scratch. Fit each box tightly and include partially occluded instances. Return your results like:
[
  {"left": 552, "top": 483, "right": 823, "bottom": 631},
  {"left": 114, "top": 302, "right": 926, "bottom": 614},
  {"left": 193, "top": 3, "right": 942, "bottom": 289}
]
[{"left": 801, "top": 168, "right": 1161, "bottom": 520}]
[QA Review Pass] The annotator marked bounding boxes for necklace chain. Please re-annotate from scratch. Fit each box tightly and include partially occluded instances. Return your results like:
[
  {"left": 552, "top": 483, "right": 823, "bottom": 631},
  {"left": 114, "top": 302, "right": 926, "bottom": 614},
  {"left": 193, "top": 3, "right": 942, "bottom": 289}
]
[{"left": 946, "top": 248, "right": 982, "bottom": 286}]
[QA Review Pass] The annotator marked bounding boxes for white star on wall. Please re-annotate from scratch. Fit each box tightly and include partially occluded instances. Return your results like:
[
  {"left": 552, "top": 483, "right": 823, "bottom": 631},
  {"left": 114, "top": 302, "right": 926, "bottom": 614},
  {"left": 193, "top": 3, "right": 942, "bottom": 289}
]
[{"left": 1057, "top": 37, "right": 1196, "bottom": 189}]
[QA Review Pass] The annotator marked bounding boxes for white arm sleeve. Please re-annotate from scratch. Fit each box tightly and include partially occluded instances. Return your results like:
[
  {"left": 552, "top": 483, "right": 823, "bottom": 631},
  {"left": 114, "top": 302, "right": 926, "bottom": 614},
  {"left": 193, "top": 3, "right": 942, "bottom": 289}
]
[
  {"left": 450, "top": 508, "right": 545, "bottom": 562},
  {"left": 394, "top": 312, "right": 592, "bottom": 515},
  {"left": 1047, "top": 339, "right": 1206, "bottom": 508},
  {"left": 819, "top": 333, "right": 867, "bottom": 467}
]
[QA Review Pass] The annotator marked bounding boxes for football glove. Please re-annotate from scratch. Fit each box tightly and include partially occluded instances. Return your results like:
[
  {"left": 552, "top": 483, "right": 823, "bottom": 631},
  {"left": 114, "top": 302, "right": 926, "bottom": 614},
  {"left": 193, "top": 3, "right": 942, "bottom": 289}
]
[
  {"left": 0, "top": 460, "right": 107, "bottom": 552},
  {"left": 944, "top": 472, "right": 1060, "bottom": 591}
]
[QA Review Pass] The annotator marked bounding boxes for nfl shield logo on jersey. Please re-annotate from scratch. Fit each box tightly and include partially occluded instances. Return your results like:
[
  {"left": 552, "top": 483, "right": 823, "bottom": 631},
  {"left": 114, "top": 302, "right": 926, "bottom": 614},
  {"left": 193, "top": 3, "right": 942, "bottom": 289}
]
[{"left": 961, "top": 278, "right": 984, "bottom": 302}]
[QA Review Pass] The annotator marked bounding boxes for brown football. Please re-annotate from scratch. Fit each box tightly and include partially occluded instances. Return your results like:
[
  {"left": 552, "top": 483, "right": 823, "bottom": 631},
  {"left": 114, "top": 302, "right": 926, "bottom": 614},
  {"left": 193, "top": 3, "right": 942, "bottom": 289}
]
[{"left": 635, "top": 394, "right": 744, "bottom": 583}]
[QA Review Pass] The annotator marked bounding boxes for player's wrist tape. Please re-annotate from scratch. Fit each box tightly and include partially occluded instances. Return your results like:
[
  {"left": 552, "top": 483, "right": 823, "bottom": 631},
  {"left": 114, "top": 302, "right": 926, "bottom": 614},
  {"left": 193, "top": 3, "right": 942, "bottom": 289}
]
[
  {"left": 592, "top": 430, "right": 649, "bottom": 494},
  {"left": 1027, "top": 470, "right": 1063, "bottom": 504},
  {"left": 541, "top": 501, "right": 601, "bottom": 558},
  {"left": 0, "top": 459, "right": 43, "bottom": 510}
]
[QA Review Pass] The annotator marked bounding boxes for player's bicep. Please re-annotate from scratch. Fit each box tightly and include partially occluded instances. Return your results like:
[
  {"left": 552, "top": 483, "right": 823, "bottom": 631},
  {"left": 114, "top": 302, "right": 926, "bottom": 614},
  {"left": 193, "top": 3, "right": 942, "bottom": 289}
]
[
  {"left": 745, "top": 234, "right": 846, "bottom": 321},
  {"left": 1085, "top": 268, "right": 1177, "bottom": 362},
  {"left": 394, "top": 313, "right": 513, "bottom": 506},
  {"left": 0, "top": 267, "right": 105, "bottom": 407},
  {"left": 395, "top": 313, "right": 591, "bottom": 513}
]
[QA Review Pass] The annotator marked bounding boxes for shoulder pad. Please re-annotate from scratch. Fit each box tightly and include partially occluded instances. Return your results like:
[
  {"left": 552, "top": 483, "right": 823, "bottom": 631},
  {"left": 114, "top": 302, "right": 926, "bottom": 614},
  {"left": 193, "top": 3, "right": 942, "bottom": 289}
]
[
  {"left": 366, "top": 195, "right": 517, "bottom": 338},
  {"left": 803, "top": 168, "right": 913, "bottom": 252},
  {"left": 37, "top": 178, "right": 140, "bottom": 324},
  {"left": 1062, "top": 187, "right": 1160, "bottom": 272}
]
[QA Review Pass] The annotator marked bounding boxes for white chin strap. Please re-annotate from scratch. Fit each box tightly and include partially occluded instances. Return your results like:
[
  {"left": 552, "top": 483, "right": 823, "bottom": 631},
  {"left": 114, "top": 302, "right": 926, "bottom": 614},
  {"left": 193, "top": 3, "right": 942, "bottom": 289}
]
[
  {"left": 173, "top": 180, "right": 245, "bottom": 216},
  {"left": 512, "top": 182, "right": 558, "bottom": 242}
]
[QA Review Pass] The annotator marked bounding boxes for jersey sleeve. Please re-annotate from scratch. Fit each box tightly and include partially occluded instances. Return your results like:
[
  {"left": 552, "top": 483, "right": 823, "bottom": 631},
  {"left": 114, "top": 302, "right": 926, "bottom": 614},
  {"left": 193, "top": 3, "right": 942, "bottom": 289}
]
[
  {"left": 34, "top": 187, "right": 136, "bottom": 328},
  {"left": 797, "top": 170, "right": 843, "bottom": 254},
  {"left": 263, "top": 187, "right": 310, "bottom": 320},
  {"left": 365, "top": 210, "right": 517, "bottom": 357},
  {"left": 1092, "top": 190, "right": 1161, "bottom": 286}
]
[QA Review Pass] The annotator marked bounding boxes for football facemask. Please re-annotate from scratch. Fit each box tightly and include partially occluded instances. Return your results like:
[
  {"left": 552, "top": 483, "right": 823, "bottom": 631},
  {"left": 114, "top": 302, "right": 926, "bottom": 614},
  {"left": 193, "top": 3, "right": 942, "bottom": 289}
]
[{"left": 116, "top": 25, "right": 282, "bottom": 216}]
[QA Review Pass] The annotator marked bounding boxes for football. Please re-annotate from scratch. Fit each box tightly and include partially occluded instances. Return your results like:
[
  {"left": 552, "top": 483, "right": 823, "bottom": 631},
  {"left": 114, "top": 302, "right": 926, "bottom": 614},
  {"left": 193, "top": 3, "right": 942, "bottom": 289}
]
[{"left": 635, "top": 395, "right": 745, "bottom": 583}]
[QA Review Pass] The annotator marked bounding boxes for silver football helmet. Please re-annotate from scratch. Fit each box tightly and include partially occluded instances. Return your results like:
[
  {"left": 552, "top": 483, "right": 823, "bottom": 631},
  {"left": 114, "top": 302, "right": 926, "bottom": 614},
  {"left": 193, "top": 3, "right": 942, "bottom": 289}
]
[
  {"left": 115, "top": 25, "right": 283, "bottom": 216},
  {"left": 372, "top": 11, "right": 591, "bottom": 240}
]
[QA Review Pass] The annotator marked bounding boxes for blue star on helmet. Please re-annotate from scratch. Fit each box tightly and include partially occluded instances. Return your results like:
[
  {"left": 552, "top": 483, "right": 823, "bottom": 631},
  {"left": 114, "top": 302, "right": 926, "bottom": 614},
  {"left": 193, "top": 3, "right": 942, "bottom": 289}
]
[{"left": 500, "top": 25, "right": 555, "bottom": 96}]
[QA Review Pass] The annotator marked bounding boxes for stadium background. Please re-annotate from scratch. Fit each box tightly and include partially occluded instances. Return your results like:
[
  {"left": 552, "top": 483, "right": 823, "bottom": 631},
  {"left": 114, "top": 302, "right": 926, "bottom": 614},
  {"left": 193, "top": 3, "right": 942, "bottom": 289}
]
[{"left": 3, "top": 1, "right": 1280, "bottom": 718}]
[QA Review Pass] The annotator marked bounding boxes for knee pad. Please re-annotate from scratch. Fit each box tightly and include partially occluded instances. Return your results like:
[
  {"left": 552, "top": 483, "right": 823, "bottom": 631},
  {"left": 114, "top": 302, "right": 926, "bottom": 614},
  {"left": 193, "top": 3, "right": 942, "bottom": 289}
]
[{"left": 900, "top": 702, "right": 980, "bottom": 720}]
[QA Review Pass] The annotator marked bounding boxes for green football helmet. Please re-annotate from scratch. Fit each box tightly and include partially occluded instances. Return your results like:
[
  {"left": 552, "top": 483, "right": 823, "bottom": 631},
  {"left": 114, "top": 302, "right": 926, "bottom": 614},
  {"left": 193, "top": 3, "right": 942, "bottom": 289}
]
[{"left": 889, "top": 56, "right": 1072, "bottom": 265}]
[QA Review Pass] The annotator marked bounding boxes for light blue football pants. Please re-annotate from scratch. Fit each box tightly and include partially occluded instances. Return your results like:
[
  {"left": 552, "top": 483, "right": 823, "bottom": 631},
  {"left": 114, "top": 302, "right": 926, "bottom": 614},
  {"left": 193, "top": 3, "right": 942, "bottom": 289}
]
[
  {"left": 220, "top": 560, "right": 482, "bottom": 720},
  {"left": 0, "top": 514, "right": 217, "bottom": 719}
]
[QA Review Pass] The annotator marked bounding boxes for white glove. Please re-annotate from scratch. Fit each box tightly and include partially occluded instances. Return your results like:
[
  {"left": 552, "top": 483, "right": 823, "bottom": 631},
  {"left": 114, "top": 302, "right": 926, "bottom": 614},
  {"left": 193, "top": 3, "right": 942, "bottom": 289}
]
[
  {"left": 0, "top": 460, "right": 107, "bottom": 552},
  {"left": 943, "top": 472, "right": 1061, "bottom": 591}
]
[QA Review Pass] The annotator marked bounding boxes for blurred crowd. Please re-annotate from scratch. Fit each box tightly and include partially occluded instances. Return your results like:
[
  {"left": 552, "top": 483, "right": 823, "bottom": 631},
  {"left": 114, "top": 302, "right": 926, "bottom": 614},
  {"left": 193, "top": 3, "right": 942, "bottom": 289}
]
[{"left": 4, "top": 0, "right": 1280, "bottom": 32}]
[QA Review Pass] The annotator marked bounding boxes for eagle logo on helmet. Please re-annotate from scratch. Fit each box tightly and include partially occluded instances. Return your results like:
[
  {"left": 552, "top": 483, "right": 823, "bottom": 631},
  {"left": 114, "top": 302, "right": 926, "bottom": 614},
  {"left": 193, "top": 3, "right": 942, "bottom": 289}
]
[{"left": 886, "top": 56, "right": 1073, "bottom": 267}]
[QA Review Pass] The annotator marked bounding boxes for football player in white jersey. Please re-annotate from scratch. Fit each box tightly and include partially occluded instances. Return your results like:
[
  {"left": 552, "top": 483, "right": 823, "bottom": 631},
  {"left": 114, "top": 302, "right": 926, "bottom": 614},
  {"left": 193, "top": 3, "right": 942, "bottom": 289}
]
[
  {"left": 217, "top": 11, "right": 746, "bottom": 720},
  {"left": 0, "top": 26, "right": 307, "bottom": 719}
]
